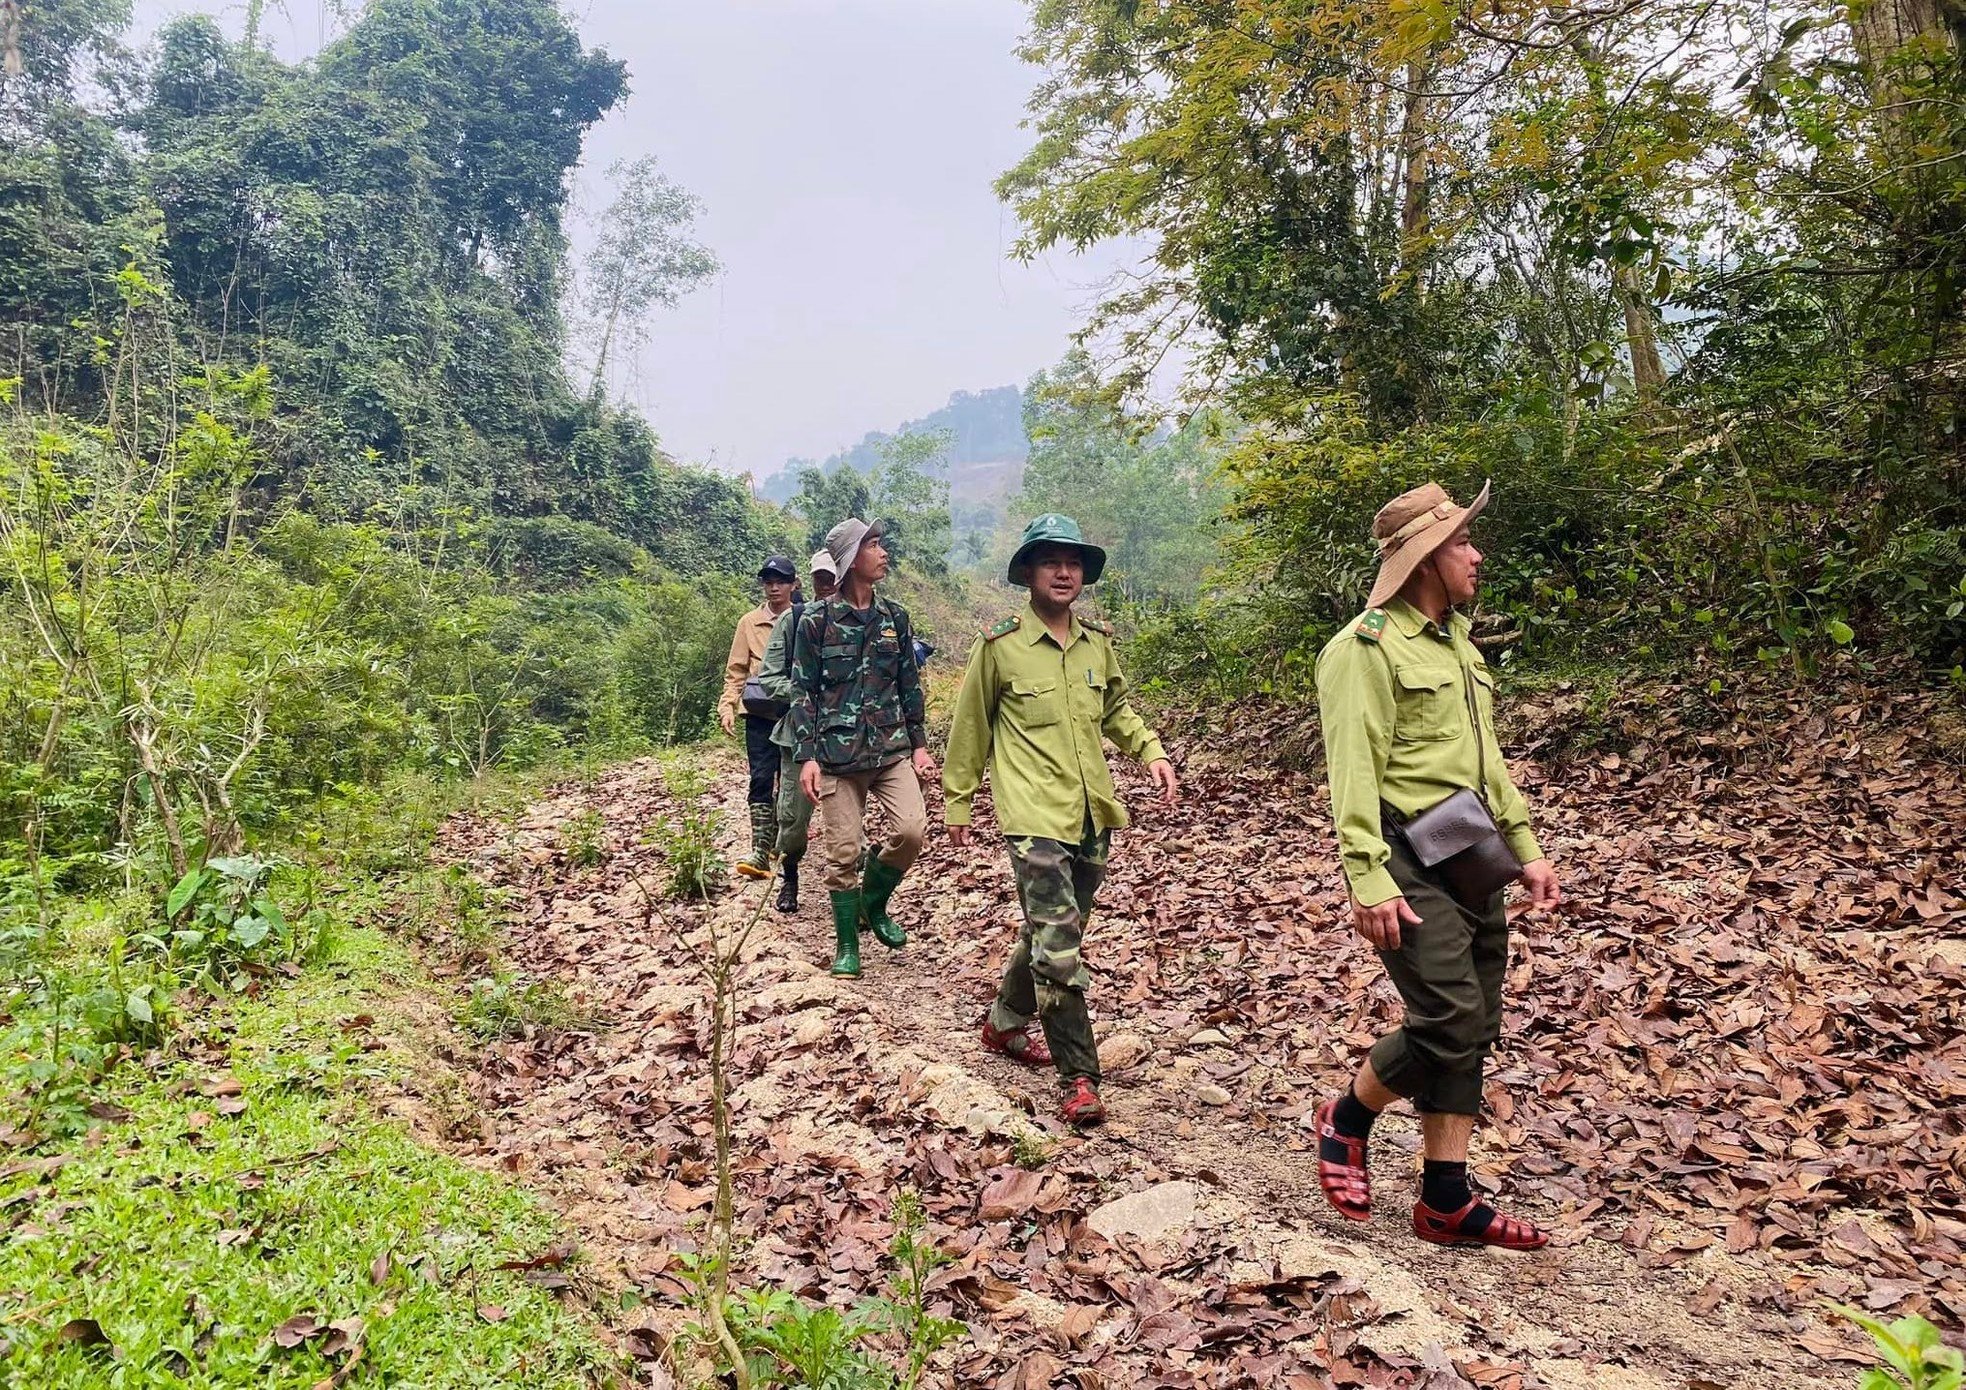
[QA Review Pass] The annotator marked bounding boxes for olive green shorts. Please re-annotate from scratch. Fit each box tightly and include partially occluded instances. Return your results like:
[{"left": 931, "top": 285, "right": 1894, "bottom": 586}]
[{"left": 1366, "top": 821, "right": 1509, "bottom": 1116}]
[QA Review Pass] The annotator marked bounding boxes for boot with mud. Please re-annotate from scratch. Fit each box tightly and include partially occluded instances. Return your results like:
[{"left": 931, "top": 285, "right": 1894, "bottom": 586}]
[
  {"left": 858, "top": 849, "right": 908, "bottom": 949},
  {"left": 980, "top": 1013, "right": 1052, "bottom": 1068},
  {"left": 828, "top": 889, "right": 862, "bottom": 978},
  {"left": 775, "top": 855, "right": 800, "bottom": 914},
  {"left": 735, "top": 803, "right": 776, "bottom": 880},
  {"left": 1060, "top": 1076, "right": 1105, "bottom": 1128}
]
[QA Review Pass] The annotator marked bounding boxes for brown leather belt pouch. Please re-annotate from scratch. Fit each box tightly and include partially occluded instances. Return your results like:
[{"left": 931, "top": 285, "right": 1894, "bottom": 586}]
[{"left": 1393, "top": 788, "right": 1523, "bottom": 909}]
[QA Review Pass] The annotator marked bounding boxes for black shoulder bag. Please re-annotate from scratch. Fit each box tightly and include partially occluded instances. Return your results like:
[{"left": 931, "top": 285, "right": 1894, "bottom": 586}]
[
  {"left": 1395, "top": 656, "right": 1523, "bottom": 908},
  {"left": 740, "top": 603, "right": 800, "bottom": 720}
]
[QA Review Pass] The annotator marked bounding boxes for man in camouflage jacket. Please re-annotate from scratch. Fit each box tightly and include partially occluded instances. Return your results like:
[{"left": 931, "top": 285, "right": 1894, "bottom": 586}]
[{"left": 790, "top": 517, "right": 936, "bottom": 977}]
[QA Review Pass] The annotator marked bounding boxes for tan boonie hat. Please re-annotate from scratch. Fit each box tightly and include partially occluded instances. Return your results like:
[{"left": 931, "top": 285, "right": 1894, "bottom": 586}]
[
  {"left": 807, "top": 548, "right": 837, "bottom": 577},
  {"left": 1366, "top": 480, "right": 1492, "bottom": 609},
  {"left": 823, "top": 516, "right": 885, "bottom": 576}
]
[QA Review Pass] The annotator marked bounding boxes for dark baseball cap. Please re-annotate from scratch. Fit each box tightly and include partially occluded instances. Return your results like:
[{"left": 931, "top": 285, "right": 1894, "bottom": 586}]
[{"left": 757, "top": 555, "right": 797, "bottom": 582}]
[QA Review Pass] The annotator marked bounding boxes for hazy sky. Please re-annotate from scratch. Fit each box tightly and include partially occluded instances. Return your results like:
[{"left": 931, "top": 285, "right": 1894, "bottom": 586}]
[{"left": 132, "top": 1, "right": 1132, "bottom": 478}]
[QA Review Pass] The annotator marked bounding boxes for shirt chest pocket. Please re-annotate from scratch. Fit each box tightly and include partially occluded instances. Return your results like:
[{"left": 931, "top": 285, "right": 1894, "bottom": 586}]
[
  {"left": 1393, "top": 665, "right": 1463, "bottom": 742},
  {"left": 1008, "top": 676, "right": 1061, "bottom": 727},
  {"left": 818, "top": 642, "right": 860, "bottom": 685},
  {"left": 1069, "top": 668, "right": 1108, "bottom": 723}
]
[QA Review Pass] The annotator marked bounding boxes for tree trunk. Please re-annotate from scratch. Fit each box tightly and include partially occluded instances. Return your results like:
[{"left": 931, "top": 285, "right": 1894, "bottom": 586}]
[
  {"left": 1617, "top": 263, "right": 1667, "bottom": 408},
  {"left": 1851, "top": 0, "right": 1964, "bottom": 81},
  {"left": 1398, "top": 52, "right": 1435, "bottom": 251},
  {"left": 1, "top": 0, "right": 21, "bottom": 77}
]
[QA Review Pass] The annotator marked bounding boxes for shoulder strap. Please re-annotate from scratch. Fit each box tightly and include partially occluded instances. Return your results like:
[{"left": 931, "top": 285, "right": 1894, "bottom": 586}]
[
  {"left": 984, "top": 614, "right": 1021, "bottom": 643},
  {"left": 787, "top": 600, "right": 806, "bottom": 663},
  {"left": 1354, "top": 608, "right": 1389, "bottom": 643},
  {"left": 1080, "top": 615, "right": 1114, "bottom": 637}
]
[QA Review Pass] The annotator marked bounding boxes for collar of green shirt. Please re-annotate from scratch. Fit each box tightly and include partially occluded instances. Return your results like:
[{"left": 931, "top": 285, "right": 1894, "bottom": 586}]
[
  {"left": 1022, "top": 601, "right": 1086, "bottom": 649},
  {"left": 1385, "top": 597, "right": 1462, "bottom": 641}
]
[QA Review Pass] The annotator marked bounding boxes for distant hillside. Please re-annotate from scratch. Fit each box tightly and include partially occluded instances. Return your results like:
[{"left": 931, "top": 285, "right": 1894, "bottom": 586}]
[{"left": 760, "top": 386, "right": 1028, "bottom": 504}]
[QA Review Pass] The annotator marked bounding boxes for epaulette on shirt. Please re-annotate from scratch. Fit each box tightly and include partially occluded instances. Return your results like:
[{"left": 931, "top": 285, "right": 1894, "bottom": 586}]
[
  {"left": 1080, "top": 616, "right": 1115, "bottom": 637},
  {"left": 1354, "top": 608, "right": 1389, "bottom": 643},
  {"left": 984, "top": 615, "right": 1021, "bottom": 642}
]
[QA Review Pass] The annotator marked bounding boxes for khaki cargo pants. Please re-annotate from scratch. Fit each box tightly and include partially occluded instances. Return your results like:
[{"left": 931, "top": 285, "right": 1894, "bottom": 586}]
[
  {"left": 1367, "top": 817, "right": 1510, "bottom": 1116},
  {"left": 816, "top": 759, "right": 926, "bottom": 892},
  {"left": 989, "top": 820, "right": 1110, "bottom": 1085}
]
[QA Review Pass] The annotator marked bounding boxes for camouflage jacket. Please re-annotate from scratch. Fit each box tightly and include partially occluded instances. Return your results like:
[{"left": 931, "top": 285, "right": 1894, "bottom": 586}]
[{"left": 788, "top": 594, "right": 926, "bottom": 773}]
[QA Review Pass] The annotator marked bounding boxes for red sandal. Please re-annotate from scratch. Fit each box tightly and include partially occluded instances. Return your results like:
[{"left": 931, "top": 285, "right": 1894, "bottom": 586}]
[
  {"left": 980, "top": 1015, "right": 1053, "bottom": 1068},
  {"left": 1412, "top": 1197, "right": 1549, "bottom": 1250},
  {"left": 1060, "top": 1077, "right": 1106, "bottom": 1128},
  {"left": 1314, "top": 1097, "right": 1372, "bottom": 1222}
]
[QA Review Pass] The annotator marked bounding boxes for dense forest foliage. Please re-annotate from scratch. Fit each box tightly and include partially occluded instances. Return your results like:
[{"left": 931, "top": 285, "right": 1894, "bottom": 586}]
[
  {"left": 1003, "top": 0, "right": 1966, "bottom": 690},
  {"left": 1, "top": 0, "right": 797, "bottom": 901}
]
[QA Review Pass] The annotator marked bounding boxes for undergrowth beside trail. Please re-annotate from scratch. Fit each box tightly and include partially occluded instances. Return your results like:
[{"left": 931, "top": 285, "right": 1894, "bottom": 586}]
[{"left": 0, "top": 772, "right": 628, "bottom": 1388}]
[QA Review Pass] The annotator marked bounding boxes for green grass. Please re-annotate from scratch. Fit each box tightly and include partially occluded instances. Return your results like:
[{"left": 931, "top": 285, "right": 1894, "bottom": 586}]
[{"left": 0, "top": 926, "right": 622, "bottom": 1388}]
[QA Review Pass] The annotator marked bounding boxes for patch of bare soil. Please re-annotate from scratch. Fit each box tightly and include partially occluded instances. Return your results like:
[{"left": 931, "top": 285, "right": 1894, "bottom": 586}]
[{"left": 404, "top": 684, "right": 1964, "bottom": 1387}]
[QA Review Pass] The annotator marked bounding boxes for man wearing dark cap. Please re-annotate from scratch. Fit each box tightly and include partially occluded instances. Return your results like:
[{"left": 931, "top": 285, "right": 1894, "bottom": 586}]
[
  {"left": 721, "top": 554, "right": 799, "bottom": 879},
  {"left": 751, "top": 549, "right": 840, "bottom": 913},
  {"left": 942, "top": 515, "right": 1178, "bottom": 1128},
  {"left": 1312, "top": 480, "right": 1561, "bottom": 1251}
]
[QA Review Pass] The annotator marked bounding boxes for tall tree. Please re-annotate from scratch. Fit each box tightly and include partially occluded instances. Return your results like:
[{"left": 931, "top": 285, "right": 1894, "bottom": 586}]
[{"left": 580, "top": 156, "right": 719, "bottom": 401}]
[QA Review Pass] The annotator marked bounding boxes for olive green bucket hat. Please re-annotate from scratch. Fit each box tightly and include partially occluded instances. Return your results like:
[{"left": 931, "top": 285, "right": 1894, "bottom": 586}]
[{"left": 1007, "top": 513, "right": 1107, "bottom": 587}]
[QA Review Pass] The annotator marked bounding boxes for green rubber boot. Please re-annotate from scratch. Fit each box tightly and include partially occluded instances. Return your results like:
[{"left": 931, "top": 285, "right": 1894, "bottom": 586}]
[
  {"left": 860, "top": 852, "right": 908, "bottom": 950},
  {"left": 828, "top": 890, "right": 863, "bottom": 978},
  {"left": 735, "top": 803, "right": 776, "bottom": 880}
]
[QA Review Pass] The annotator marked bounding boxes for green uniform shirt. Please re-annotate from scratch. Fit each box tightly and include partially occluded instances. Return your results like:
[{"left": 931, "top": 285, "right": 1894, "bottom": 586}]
[
  {"left": 1314, "top": 598, "right": 1543, "bottom": 908},
  {"left": 756, "top": 607, "right": 797, "bottom": 750},
  {"left": 942, "top": 604, "right": 1167, "bottom": 842}
]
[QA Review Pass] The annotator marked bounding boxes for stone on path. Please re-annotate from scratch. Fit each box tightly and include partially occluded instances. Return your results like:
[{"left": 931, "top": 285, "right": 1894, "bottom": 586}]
[
  {"left": 1194, "top": 1083, "right": 1232, "bottom": 1106},
  {"left": 1086, "top": 1181, "right": 1199, "bottom": 1244},
  {"left": 1099, "top": 1033, "right": 1151, "bottom": 1071}
]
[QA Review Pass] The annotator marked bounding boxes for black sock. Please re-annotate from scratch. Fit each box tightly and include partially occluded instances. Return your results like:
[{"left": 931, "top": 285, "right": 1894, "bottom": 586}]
[
  {"left": 1319, "top": 1087, "right": 1378, "bottom": 1164},
  {"left": 1421, "top": 1160, "right": 1493, "bottom": 1233}
]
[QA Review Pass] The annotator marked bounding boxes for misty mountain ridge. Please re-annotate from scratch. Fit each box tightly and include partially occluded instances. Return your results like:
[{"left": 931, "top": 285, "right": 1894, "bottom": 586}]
[{"left": 759, "top": 385, "right": 1028, "bottom": 505}]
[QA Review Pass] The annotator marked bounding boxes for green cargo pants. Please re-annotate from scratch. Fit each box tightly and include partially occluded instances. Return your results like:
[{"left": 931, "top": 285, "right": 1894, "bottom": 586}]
[
  {"left": 773, "top": 746, "right": 814, "bottom": 862},
  {"left": 1367, "top": 817, "right": 1509, "bottom": 1116},
  {"left": 989, "top": 821, "right": 1110, "bottom": 1086}
]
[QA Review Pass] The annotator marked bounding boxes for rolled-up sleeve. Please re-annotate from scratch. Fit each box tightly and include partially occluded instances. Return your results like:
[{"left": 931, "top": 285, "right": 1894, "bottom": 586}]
[{"left": 1315, "top": 637, "right": 1400, "bottom": 907}]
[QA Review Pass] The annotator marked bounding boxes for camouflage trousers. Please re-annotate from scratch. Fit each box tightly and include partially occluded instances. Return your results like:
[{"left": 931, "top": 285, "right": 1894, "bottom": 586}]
[
  {"left": 773, "top": 747, "right": 815, "bottom": 862},
  {"left": 989, "top": 821, "right": 1110, "bottom": 1086}
]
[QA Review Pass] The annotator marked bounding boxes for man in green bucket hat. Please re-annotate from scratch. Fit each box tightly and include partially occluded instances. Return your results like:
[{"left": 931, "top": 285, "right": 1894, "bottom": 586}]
[{"left": 943, "top": 514, "right": 1180, "bottom": 1128}]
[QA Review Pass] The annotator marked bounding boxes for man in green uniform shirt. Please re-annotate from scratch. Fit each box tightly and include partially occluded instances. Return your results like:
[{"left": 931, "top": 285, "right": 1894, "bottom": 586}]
[
  {"left": 943, "top": 515, "right": 1178, "bottom": 1128},
  {"left": 752, "top": 549, "right": 839, "bottom": 914},
  {"left": 1312, "top": 480, "right": 1562, "bottom": 1251}
]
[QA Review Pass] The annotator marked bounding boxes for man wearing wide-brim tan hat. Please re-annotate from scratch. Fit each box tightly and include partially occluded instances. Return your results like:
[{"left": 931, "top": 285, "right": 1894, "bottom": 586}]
[{"left": 1310, "top": 479, "right": 1564, "bottom": 1251}]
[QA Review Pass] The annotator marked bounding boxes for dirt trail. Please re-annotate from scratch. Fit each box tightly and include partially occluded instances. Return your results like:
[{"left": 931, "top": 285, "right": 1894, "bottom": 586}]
[{"left": 410, "top": 712, "right": 1966, "bottom": 1387}]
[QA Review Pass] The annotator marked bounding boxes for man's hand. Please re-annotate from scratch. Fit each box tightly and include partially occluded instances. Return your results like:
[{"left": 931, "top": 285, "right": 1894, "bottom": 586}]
[
  {"left": 912, "top": 747, "right": 938, "bottom": 782},
  {"left": 718, "top": 707, "right": 736, "bottom": 738},
  {"left": 1148, "top": 757, "right": 1179, "bottom": 809},
  {"left": 798, "top": 759, "right": 823, "bottom": 805},
  {"left": 946, "top": 824, "right": 970, "bottom": 848},
  {"left": 1518, "top": 858, "right": 1562, "bottom": 912},
  {"left": 1353, "top": 894, "right": 1421, "bottom": 951}
]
